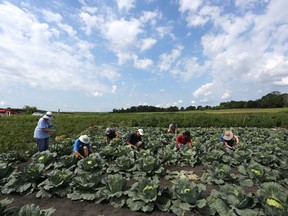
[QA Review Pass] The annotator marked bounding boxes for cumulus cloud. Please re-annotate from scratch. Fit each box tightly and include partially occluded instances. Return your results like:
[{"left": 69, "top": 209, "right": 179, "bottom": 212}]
[
  {"left": 140, "top": 37, "right": 157, "bottom": 51},
  {"left": 117, "top": 0, "right": 135, "bottom": 12},
  {"left": 0, "top": 2, "right": 115, "bottom": 95},
  {"left": 158, "top": 46, "right": 183, "bottom": 72}
]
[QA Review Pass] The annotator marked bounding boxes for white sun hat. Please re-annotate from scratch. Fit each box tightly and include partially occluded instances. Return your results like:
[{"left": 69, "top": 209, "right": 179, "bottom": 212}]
[
  {"left": 138, "top": 129, "right": 144, "bottom": 136},
  {"left": 43, "top": 111, "right": 53, "bottom": 120},
  {"left": 79, "top": 135, "right": 90, "bottom": 144}
]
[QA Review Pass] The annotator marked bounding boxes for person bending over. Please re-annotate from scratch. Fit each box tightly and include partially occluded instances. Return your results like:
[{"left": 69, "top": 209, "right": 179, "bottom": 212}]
[
  {"left": 127, "top": 129, "right": 144, "bottom": 151},
  {"left": 73, "top": 135, "right": 94, "bottom": 159},
  {"left": 220, "top": 130, "right": 240, "bottom": 150},
  {"left": 173, "top": 131, "right": 192, "bottom": 151}
]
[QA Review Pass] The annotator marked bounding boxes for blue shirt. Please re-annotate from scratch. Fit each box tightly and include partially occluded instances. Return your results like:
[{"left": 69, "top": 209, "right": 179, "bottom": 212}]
[
  {"left": 220, "top": 134, "right": 235, "bottom": 146},
  {"left": 33, "top": 118, "right": 50, "bottom": 139},
  {"left": 73, "top": 138, "right": 91, "bottom": 152}
]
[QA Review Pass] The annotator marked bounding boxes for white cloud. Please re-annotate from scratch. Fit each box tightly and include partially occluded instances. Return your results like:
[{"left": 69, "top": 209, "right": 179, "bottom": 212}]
[
  {"left": 91, "top": 91, "right": 103, "bottom": 96},
  {"left": 42, "top": 9, "right": 62, "bottom": 23},
  {"left": 133, "top": 56, "right": 153, "bottom": 69},
  {"left": 192, "top": 83, "right": 213, "bottom": 98},
  {"left": 104, "top": 18, "right": 143, "bottom": 52},
  {"left": 221, "top": 91, "right": 230, "bottom": 99},
  {"left": 274, "top": 77, "right": 288, "bottom": 86},
  {"left": 117, "top": 0, "right": 135, "bottom": 12},
  {"left": 158, "top": 47, "right": 183, "bottom": 71},
  {"left": 79, "top": 12, "right": 102, "bottom": 35},
  {"left": 179, "top": 0, "right": 202, "bottom": 13},
  {"left": 140, "top": 37, "right": 157, "bottom": 51},
  {"left": 0, "top": 2, "right": 112, "bottom": 96}
]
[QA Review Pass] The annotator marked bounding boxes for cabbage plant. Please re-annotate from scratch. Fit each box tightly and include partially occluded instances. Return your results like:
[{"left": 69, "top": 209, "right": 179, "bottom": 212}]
[
  {"left": 206, "top": 184, "right": 258, "bottom": 216},
  {"left": 201, "top": 149, "right": 225, "bottom": 165},
  {"left": 0, "top": 162, "right": 13, "bottom": 186},
  {"left": 238, "top": 161, "right": 275, "bottom": 186},
  {"left": 36, "top": 169, "right": 73, "bottom": 198},
  {"left": 31, "top": 150, "right": 57, "bottom": 170},
  {"left": 1, "top": 163, "right": 45, "bottom": 195},
  {"left": 97, "top": 174, "right": 128, "bottom": 207},
  {"left": 201, "top": 161, "right": 236, "bottom": 185},
  {"left": 67, "top": 172, "right": 102, "bottom": 201},
  {"left": 107, "top": 155, "right": 135, "bottom": 174},
  {"left": 126, "top": 177, "right": 171, "bottom": 212},
  {"left": 157, "top": 148, "right": 178, "bottom": 165},
  {"left": 17, "top": 203, "right": 55, "bottom": 216},
  {"left": 74, "top": 153, "right": 106, "bottom": 174},
  {"left": 0, "top": 198, "right": 13, "bottom": 215},
  {"left": 170, "top": 177, "right": 206, "bottom": 216},
  {"left": 177, "top": 148, "right": 199, "bottom": 167},
  {"left": 53, "top": 154, "right": 78, "bottom": 170},
  {"left": 135, "top": 155, "right": 165, "bottom": 177},
  {"left": 256, "top": 182, "right": 288, "bottom": 216}
]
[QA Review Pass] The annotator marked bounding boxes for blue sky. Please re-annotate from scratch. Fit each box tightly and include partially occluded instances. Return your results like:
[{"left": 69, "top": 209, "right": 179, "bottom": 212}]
[{"left": 0, "top": 0, "right": 287, "bottom": 112}]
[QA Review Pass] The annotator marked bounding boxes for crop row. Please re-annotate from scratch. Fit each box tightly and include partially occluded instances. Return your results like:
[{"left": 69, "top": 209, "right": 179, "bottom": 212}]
[{"left": 1, "top": 127, "right": 287, "bottom": 215}]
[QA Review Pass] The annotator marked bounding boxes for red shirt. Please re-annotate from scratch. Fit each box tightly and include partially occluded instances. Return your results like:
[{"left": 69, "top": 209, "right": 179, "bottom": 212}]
[{"left": 176, "top": 134, "right": 191, "bottom": 144}]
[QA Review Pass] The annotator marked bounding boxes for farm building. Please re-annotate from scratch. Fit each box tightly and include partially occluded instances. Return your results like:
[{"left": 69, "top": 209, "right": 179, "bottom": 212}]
[{"left": 0, "top": 109, "right": 12, "bottom": 116}]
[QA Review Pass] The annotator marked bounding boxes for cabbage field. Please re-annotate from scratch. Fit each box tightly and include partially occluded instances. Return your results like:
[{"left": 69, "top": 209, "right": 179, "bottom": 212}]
[{"left": 0, "top": 126, "right": 288, "bottom": 216}]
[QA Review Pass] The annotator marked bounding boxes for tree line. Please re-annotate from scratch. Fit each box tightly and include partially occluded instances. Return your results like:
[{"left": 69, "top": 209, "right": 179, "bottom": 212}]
[{"left": 112, "top": 91, "right": 288, "bottom": 113}]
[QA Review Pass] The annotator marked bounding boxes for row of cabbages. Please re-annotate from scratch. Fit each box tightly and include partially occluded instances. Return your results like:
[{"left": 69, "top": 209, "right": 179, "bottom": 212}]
[{"left": 0, "top": 127, "right": 288, "bottom": 215}]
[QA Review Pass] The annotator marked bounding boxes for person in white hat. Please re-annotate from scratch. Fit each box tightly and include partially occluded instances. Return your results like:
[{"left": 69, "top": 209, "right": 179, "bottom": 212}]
[
  {"left": 220, "top": 130, "right": 240, "bottom": 150},
  {"left": 33, "top": 111, "right": 56, "bottom": 152},
  {"left": 105, "top": 127, "right": 120, "bottom": 144},
  {"left": 127, "top": 129, "right": 144, "bottom": 150},
  {"left": 167, "top": 122, "right": 180, "bottom": 134},
  {"left": 73, "top": 134, "right": 94, "bottom": 159}
]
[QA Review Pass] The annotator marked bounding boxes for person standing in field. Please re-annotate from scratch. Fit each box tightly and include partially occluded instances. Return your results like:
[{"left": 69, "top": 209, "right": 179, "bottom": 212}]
[
  {"left": 220, "top": 130, "right": 240, "bottom": 150},
  {"left": 173, "top": 131, "right": 192, "bottom": 151},
  {"left": 127, "top": 129, "right": 144, "bottom": 150},
  {"left": 33, "top": 111, "right": 56, "bottom": 152},
  {"left": 105, "top": 127, "right": 120, "bottom": 144},
  {"left": 167, "top": 122, "right": 180, "bottom": 134},
  {"left": 73, "top": 134, "right": 94, "bottom": 159}
]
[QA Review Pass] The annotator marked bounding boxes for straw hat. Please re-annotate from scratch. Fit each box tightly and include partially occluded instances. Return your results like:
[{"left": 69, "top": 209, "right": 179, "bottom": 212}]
[{"left": 223, "top": 130, "right": 233, "bottom": 140}]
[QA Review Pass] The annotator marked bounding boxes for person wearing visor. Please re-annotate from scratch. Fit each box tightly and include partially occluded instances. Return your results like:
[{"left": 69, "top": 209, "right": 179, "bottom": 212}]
[
  {"left": 33, "top": 111, "right": 56, "bottom": 152},
  {"left": 127, "top": 129, "right": 144, "bottom": 151},
  {"left": 220, "top": 130, "right": 240, "bottom": 150},
  {"left": 73, "top": 134, "right": 94, "bottom": 159}
]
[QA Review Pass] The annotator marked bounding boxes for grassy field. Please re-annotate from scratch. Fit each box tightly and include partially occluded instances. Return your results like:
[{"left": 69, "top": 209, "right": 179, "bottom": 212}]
[
  {"left": 0, "top": 108, "right": 287, "bottom": 154},
  {"left": 203, "top": 107, "right": 288, "bottom": 114}
]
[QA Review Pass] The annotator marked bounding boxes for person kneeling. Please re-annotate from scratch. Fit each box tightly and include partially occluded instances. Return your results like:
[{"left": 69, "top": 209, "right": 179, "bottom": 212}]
[
  {"left": 73, "top": 135, "right": 94, "bottom": 159},
  {"left": 173, "top": 131, "right": 192, "bottom": 152},
  {"left": 127, "top": 129, "right": 144, "bottom": 151}
]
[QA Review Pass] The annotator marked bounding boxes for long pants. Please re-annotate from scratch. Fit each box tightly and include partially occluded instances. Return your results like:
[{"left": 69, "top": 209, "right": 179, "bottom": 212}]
[{"left": 36, "top": 138, "right": 49, "bottom": 152}]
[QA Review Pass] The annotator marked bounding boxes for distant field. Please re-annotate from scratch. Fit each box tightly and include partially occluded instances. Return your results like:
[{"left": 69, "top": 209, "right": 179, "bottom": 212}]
[{"left": 203, "top": 108, "right": 288, "bottom": 114}]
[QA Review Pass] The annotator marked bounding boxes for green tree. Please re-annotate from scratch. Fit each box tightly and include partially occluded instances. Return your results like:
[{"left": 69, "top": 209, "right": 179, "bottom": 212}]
[{"left": 23, "top": 105, "right": 37, "bottom": 114}]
